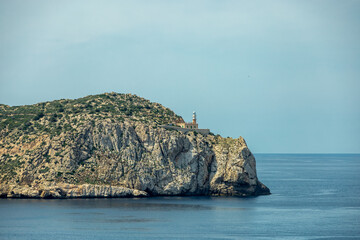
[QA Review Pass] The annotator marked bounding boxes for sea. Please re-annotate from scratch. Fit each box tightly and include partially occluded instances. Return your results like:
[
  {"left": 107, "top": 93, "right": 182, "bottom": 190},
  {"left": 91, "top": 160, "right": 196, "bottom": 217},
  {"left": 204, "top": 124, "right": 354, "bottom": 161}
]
[{"left": 1, "top": 154, "right": 359, "bottom": 239}]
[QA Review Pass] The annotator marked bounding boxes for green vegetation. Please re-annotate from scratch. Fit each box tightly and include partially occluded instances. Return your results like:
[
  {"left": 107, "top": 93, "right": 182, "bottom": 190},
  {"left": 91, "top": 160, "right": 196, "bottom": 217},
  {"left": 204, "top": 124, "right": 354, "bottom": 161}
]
[
  {"left": 39, "top": 167, "right": 50, "bottom": 173},
  {"left": 0, "top": 155, "right": 23, "bottom": 180},
  {"left": 45, "top": 154, "right": 51, "bottom": 163},
  {"left": 0, "top": 92, "right": 183, "bottom": 185},
  {"left": 0, "top": 92, "right": 180, "bottom": 137}
]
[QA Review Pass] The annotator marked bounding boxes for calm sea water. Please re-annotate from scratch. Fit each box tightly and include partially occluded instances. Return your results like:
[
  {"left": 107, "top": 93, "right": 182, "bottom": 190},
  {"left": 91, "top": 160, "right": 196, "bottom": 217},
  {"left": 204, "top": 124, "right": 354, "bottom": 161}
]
[{"left": 1, "top": 154, "right": 359, "bottom": 239}]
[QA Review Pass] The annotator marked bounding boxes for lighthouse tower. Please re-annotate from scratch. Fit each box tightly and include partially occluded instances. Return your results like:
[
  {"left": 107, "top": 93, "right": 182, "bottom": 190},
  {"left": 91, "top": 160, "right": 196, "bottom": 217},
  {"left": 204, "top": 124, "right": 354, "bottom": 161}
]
[{"left": 174, "top": 112, "right": 198, "bottom": 129}]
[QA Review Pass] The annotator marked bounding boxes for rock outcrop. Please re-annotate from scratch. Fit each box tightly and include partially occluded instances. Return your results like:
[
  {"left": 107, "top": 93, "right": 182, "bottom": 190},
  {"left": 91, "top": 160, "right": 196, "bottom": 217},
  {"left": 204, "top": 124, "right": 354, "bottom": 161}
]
[
  {"left": 0, "top": 183, "right": 147, "bottom": 198},
  {"left": 0, "top": 93, "right": 270, "bottom": 198}
]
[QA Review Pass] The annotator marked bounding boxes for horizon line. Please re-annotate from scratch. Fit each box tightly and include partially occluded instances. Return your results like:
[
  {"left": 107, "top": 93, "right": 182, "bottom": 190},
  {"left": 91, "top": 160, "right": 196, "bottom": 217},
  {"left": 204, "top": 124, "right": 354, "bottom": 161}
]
[{"left": 253, "top": 153, "right": 360, "bottom": 155}]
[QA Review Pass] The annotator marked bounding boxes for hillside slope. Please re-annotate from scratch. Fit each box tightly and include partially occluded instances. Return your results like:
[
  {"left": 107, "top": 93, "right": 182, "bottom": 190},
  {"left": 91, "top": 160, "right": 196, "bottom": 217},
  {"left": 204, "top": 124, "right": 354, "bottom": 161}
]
[{"left": 0, "top": 93, "right": 270, "bottom": 198}]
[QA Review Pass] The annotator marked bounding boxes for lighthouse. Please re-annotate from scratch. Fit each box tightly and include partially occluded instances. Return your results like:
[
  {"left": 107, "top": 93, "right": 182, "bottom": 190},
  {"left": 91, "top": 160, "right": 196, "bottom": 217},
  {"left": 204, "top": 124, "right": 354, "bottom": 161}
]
[
  {"left": 192, "top": 111, "right": 197, "bottom": 124},
  {"left": 174, "top": 112, "right": 198, "bottom": 129},
  {"left": 167, "top": 111, "right": 210, "bottom": 135}
]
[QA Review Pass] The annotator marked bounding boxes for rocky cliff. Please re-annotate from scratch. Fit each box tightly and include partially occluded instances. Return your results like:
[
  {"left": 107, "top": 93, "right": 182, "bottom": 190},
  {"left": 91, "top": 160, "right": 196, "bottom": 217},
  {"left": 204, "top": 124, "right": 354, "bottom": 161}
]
[{"left": 0, "top": 93, "right": 270, "bottom": 198}]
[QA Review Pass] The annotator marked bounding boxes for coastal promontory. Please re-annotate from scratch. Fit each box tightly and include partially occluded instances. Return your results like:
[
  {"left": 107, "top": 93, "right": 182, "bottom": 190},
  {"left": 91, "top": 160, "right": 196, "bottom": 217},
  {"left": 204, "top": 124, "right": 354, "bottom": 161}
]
[{"left": 0, "top": 93, "right": 270, "bottom": 198}]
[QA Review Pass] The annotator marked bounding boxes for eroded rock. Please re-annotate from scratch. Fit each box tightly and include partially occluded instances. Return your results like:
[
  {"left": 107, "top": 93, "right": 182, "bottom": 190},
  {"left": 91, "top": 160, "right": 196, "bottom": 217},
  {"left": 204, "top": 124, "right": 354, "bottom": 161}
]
[{"left": 0, "top": 120, "right": 270, "bottom": 198}]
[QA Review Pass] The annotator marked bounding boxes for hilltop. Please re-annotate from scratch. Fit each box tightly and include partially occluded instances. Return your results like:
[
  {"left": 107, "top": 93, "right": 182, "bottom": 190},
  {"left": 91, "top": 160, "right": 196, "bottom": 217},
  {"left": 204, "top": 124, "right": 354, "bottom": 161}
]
[
  {"left": 0, "top": 92, "right": 270, "bottom": 198},
  {"left": 0, "top": 92, "right": 179, "bottom": 137}
]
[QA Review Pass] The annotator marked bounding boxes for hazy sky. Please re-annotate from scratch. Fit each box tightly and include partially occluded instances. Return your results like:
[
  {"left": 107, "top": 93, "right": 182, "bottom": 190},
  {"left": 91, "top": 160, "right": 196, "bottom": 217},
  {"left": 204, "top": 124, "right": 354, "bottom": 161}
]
[{"left": 0, "top": 0, "right": 359, "bottom": 153}]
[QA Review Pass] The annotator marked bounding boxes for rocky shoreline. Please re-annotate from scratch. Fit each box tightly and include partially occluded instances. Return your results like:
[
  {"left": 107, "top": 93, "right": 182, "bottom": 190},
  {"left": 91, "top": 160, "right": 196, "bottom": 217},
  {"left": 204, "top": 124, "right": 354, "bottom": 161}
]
[
  {"left": 0, "top": 183, "right": 148, "bottom": 199},
  {"left": 0, "top": 181, "right": 269, "bottom": 199}
]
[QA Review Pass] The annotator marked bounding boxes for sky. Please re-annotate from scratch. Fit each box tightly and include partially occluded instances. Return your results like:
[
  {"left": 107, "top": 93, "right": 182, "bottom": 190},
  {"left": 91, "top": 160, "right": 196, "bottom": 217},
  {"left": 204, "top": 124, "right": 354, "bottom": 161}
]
[{"left": 0, "top": 0, "right": 359, "bottom": 153}]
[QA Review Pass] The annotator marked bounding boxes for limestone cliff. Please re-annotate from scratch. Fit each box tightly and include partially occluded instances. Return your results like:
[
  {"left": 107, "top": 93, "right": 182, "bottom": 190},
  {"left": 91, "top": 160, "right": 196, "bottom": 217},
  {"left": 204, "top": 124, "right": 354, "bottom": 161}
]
[{"left": 0, "top": 93, "right": 270, "bottom": 198}]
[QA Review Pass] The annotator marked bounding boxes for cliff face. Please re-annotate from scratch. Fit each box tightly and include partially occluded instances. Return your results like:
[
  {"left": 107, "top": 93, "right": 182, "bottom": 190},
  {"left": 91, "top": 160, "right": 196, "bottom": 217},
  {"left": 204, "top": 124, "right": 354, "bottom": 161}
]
[{"left": 0, "top": 93, "right": 270, "bottom": 198}]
